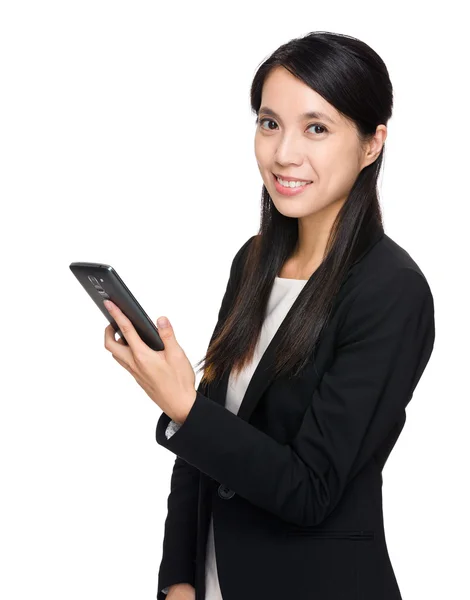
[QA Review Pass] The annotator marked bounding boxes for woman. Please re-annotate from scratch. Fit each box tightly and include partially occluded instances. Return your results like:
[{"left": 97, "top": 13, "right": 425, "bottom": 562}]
[{"left": 106, "top": 31, "right": 435, "bottom": 600}]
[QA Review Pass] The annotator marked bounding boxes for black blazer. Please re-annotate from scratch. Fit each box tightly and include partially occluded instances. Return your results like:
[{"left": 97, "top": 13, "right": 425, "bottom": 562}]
[{"left": 155, "top": 230, "right": 435, "bottom": 600}]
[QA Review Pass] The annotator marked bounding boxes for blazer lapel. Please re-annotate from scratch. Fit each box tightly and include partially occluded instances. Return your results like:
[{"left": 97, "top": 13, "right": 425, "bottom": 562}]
[{"left": 207, "top": 227, "right": 384, "bottom": 424}]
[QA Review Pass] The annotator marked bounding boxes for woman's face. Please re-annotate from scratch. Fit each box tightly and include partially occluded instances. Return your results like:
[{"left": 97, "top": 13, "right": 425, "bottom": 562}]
[{"left": 254, "top": 66, "right": 377, "bottom": 220}]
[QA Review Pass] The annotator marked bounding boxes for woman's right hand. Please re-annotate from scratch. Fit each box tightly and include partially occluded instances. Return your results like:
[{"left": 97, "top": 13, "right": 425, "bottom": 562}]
[{"left": 166, "top": 583, "right": 196, "bottom": 600}]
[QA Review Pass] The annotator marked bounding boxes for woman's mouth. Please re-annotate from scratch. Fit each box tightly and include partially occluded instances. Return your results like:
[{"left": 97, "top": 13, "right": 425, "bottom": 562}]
[{"left": 272, "top": 172, "right": 313, "bottom": 197}]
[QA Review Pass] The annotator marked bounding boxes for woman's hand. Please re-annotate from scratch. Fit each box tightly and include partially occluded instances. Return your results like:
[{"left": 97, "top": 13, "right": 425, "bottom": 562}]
[
  {"left": 103, "top": 300, "right": 197, "bottom": 424},
  {"left": 166, "top": 583, "right": 196, "bottom": 599}
]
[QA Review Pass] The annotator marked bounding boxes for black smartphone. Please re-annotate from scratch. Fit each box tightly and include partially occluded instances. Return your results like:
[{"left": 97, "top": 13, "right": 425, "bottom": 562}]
[{"left": 69, "top": 262, "right": 165, "bottom": 351}]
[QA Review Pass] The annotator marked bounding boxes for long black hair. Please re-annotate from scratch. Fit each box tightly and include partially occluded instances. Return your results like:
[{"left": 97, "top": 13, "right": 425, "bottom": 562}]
[{"left": 197, "top": 31, "right": 392, "bottom": 385}]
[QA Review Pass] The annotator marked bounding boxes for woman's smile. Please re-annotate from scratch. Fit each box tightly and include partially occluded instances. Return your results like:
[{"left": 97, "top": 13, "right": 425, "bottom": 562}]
[{"left": 272, "top": 172, "right": 314, "bottom": 196}]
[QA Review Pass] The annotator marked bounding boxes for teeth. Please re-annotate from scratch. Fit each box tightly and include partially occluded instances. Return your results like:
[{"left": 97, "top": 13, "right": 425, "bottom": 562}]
[{"left": 276, "top": 176, "right": 312, "bottom": 188}]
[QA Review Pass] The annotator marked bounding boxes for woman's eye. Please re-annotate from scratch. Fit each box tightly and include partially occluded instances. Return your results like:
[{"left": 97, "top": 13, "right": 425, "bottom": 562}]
[
  {"left": 307, "top": 123, "right": 328, "bottom": 135},
  {"left": 257, "top": 118, "right": 328, "bottom": 135},
  {"left": 258, "top": 118, "right": 278, "bottom": 131}
]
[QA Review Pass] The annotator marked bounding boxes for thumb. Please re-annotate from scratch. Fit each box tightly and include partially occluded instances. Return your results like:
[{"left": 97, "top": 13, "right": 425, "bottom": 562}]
[{"left": 156, "top": 316, "right": 177, "bottom": 344}]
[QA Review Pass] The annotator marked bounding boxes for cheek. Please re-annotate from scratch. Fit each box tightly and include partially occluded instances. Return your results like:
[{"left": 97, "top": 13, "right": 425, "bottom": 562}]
[
  {"left": 332, "top": 158, "right": 361, "bottom": 189},
  {"left": 314, "top": 149, "right": 355, "bottom": 183},
  {"left": 254, "top": 134, "right": 270, "bottom": 163}
]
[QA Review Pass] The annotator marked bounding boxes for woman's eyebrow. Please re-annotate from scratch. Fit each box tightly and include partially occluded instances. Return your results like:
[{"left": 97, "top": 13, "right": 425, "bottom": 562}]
[{"left": 258, "top": 106, "right": 337, "bottom": 125}]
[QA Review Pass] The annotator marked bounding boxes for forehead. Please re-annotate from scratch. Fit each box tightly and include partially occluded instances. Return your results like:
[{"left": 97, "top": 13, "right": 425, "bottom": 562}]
[{"left": 260, "top": 66, "right": 343, "bottom": 126}]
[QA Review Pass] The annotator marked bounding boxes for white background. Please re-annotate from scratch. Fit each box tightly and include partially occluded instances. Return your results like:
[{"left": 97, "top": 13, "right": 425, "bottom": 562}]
[{"left": 1, "top": 1, "right": 467, "bottom": 598}]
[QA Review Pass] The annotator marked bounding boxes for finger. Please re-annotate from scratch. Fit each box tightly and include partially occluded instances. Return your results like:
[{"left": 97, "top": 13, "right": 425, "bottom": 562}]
[
  {"left": 113, "top": 355, "right": 146, "bottom": 389},
  {"left": 107, "top": 326, "right": 127, "bottom": 346},
  {"left": 104, "top": 323, "right": 133, "bottom": 366},
  {"left": 104, "top": 301, "right": 147, "bottom": 354},
  {"left": 112, "top": 354, "right": 132, "bottom": 373}
]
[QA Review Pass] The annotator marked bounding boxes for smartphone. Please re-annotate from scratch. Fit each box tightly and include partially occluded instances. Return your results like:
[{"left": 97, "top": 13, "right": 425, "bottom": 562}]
[{"left": 69, "top": 262, "right": 165, "bottom": 351}]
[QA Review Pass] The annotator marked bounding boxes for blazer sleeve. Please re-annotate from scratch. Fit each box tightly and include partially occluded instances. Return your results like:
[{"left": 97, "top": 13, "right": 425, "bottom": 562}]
[
  {"left": 156, "top": 452, "right": 200, "bottom": 597},
  {"left": 156, "top": 235, "right": 256, "bottom": 597},
  {"left": 155, "top": 267, "right": 435, "bottom": 528}
]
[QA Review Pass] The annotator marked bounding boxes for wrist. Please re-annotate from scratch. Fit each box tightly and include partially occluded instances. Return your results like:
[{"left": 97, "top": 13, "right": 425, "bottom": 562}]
[{"left": 174, "top": 389, "right": 197, "bottom": 424}]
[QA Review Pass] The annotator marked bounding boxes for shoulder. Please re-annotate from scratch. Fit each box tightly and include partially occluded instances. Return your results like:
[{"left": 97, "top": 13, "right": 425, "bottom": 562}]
[
  {"left": 333, "top": 233, "right": 435, "bottom": 340},
  {"left": 231, "top": 234, "right": 258, "bottom": 274},
  {"left": 337, "top": 235, "right": 434, "bottom": 340},
  {"left": 345, "top": 233, "right": 433, "bottom": 302},
  {"left": 234, "top": 234, "right": 258, "bottom": 260}
]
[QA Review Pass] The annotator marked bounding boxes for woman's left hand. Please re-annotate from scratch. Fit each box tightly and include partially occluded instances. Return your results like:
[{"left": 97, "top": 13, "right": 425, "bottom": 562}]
[{"left": 103, "top": 300, "right": 197, "bottom": 424}]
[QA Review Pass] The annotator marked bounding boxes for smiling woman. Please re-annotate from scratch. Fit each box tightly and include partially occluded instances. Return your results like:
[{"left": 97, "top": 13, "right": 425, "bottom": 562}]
[
  {"left": 253, "top": 66, "right": 386, "bottom": 235},
  {"left": 155, "top": 31, "right": 434, "bottom": 600}
]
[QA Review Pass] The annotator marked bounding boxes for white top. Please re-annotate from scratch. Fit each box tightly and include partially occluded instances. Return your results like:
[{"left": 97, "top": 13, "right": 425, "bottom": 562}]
[{"left": 162, "top": 276, "right": 308, "bottom": 598}]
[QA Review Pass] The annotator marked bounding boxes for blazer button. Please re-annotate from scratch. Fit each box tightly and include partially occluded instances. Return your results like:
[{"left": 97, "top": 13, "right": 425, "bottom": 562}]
[{"left": 218, "top": 484, "right": 235, "bottom": 499}]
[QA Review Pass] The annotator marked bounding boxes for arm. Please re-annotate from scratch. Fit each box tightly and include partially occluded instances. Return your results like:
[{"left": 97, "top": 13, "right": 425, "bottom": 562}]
[
  {"left": 156, "top": 453, "right": 199, "bottom": 596},
  {"left": 155, "top": 268, "right": 435, "bottom": 528},
  {"left": 157, "top": 235, "right": 256, "bottom": 597}
]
